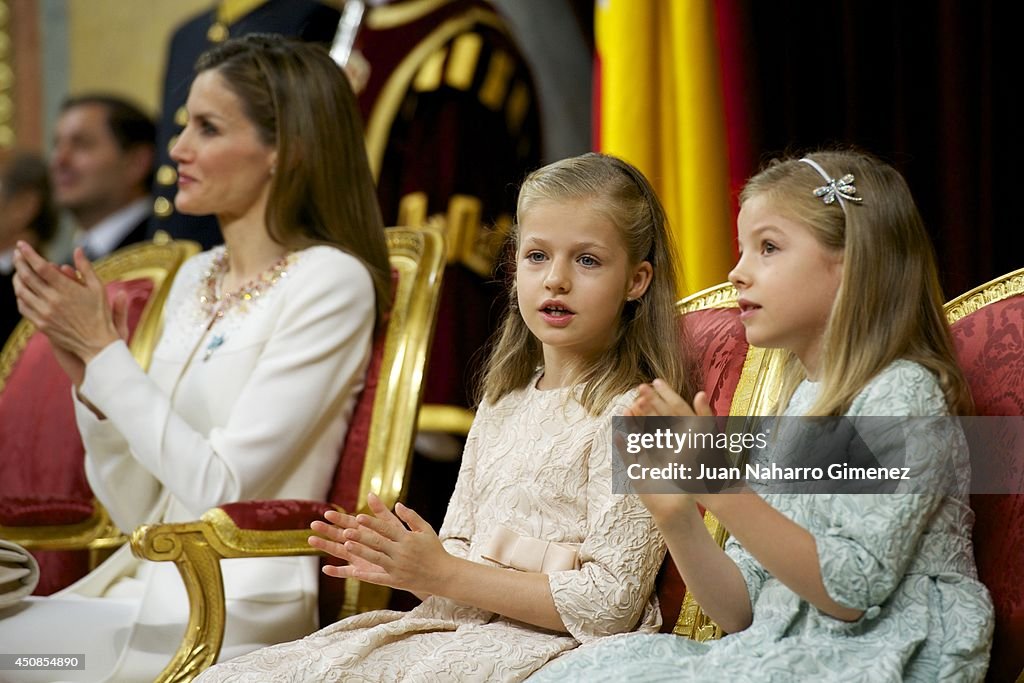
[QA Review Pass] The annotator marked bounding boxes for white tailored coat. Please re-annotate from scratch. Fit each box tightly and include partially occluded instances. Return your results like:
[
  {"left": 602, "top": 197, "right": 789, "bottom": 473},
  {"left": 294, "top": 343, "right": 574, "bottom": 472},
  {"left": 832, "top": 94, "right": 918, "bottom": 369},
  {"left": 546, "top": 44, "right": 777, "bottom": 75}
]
[{"left": 0, "top": 245, "right": 375, "bottom": 683}]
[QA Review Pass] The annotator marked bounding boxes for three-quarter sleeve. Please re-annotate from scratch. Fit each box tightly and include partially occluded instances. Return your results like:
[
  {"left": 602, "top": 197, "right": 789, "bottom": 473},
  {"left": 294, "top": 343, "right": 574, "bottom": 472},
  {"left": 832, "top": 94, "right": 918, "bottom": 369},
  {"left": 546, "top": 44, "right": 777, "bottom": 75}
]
[
  {"left": 547, "top": 396, "right": 666, "bottom": 642},
  {"left": 814, "top": 362, "right": 957, "bottom": 615},
  {"left": 437, "top": 408, "right": 484, "bottom": 560},
  {"left": 814, "top": 493, "right": 942, "bottom": 616},
  {"left": 724, "top": 535, "right": 770, "bottom": 608},
  {"left": 78, "top": 248, "right": 376, "bottom": 527}
]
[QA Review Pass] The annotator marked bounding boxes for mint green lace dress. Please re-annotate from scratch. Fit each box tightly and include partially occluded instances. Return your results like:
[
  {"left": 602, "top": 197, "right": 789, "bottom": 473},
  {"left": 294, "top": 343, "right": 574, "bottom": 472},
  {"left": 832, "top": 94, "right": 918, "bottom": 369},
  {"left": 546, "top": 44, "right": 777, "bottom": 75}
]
[{"left": 529, "top": 361, "right": 994, "bottom": 682}]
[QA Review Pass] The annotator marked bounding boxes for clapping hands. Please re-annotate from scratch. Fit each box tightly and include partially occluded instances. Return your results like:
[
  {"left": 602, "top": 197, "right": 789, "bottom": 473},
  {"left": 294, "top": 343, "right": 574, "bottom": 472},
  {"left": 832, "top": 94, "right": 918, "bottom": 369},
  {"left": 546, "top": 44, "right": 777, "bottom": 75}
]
[
  {"left": 309, "top": 493, "right": 451, "bottom": 598},
  {"left": 625, "top": 379, "right": 712, "bottom": 419},
  {"left": 12, "top": 243, "right": 128, "bottom": 386},
  {"left": 625, "top": 380, "right": 714, "bottom": 524}
]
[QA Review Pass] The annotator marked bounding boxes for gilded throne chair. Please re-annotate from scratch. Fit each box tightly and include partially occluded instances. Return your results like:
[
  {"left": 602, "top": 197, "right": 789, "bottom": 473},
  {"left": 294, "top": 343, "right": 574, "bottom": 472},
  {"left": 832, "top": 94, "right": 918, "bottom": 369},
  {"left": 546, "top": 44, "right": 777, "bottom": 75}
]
[
  {"left": 945, "top": 267, "right": 1024, "bottom": 683},
  {"left": 129, "top": 225, "right": 446, "bottom": 683}
]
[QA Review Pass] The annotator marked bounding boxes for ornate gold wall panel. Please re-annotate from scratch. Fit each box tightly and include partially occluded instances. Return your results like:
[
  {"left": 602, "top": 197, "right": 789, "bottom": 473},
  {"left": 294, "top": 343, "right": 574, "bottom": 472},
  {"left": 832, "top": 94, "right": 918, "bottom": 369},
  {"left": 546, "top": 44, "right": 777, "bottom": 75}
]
[
  {"left": 0, "top": 0, "right": 13, "bottom": 148},
  {"left": 67, "top": 0, "right": 209, "bottom": 115}
]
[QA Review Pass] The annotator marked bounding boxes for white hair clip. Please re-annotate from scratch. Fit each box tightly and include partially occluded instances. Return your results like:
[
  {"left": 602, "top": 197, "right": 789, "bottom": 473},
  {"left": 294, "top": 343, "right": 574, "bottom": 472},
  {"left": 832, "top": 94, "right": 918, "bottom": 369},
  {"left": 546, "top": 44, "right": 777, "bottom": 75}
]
[{"left": 800, "top": 158, "right": 864, "bottom": 210}]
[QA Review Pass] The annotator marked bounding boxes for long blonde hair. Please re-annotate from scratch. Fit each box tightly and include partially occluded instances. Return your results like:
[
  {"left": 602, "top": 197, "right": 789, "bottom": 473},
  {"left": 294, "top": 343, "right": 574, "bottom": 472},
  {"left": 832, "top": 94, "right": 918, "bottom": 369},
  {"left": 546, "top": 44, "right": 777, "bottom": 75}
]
[
  {"left": 741, "top": 149, "right": 971, "bottom": 416},
  {"left": 479, "top": 153, "right": 697, "bottom": 415}
]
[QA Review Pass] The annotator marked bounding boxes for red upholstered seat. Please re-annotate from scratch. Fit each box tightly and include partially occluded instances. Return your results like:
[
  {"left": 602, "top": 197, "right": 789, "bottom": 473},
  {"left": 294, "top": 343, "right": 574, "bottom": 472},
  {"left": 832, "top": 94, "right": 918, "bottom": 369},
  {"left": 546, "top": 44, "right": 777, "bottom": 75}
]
[
  {"left": 0, "top": 497, "right": 96, "bottom": 526},
  {"left": 947, "top": 272, "right": 1024, "bottom": 682}
]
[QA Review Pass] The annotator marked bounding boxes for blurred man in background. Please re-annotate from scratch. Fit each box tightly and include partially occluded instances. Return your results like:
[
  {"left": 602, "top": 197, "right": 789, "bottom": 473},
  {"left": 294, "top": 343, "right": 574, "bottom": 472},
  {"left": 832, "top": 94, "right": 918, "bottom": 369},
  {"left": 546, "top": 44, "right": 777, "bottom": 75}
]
[{"left": 50, "top": 95, "right": 155, "bottom": 262}]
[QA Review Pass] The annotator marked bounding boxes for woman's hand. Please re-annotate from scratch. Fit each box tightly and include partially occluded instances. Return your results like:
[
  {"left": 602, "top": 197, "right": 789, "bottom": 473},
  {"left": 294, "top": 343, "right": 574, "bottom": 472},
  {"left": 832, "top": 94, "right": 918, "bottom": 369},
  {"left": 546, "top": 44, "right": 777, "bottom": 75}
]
[
  {"left": 12, "top": 244, "right": 120, "bottom": 376},
  {"left": 309, "top": 493, "right": 452, "bottom": 597}
]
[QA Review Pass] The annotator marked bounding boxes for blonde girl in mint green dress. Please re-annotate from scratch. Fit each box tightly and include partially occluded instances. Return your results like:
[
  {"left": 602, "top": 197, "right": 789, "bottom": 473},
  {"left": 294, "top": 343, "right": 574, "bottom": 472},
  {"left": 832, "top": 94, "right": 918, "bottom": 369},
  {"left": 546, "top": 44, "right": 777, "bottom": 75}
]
[{"left": 530, "top": 150, "right": 994, "bottom": 682}]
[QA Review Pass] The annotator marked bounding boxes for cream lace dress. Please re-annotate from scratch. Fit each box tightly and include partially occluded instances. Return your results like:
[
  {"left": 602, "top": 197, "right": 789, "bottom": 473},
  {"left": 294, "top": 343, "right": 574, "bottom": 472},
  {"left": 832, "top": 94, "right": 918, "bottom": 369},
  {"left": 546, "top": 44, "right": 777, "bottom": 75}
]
[{"left": 198, "top": 381, "right": 666, "bottom": 682}]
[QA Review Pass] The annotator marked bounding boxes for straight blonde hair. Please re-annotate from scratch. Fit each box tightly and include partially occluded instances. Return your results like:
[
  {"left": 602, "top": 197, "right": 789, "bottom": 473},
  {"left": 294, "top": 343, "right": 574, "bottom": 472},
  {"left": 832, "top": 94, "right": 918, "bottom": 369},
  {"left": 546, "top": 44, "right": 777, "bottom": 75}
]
[
  {"left": 479, "top": 153, "right": 697, "bottom": 415},
  {"left": 741, "top": 149, "right": 971, "bottom": 416}
]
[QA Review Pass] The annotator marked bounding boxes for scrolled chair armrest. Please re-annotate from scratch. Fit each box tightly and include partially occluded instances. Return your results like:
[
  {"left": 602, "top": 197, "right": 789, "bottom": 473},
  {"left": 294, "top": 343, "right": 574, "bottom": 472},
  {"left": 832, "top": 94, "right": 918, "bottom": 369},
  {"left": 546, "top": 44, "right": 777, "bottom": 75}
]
[{"left": 129, "top": 499, "right": 341, "bottom": 683}]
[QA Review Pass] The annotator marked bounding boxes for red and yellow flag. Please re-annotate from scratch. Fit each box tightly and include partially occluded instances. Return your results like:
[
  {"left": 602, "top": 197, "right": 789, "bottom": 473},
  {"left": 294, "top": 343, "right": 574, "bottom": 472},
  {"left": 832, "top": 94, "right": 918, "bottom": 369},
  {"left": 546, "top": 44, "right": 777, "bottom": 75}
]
[{"left": 595, "top": 0, "right": 737, "bottom": 295}]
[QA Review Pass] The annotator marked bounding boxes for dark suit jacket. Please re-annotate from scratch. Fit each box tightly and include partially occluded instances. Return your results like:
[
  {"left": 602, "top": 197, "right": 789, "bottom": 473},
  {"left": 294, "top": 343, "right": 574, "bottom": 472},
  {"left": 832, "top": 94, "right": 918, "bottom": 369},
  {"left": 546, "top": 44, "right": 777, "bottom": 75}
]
[
  {"left": 0, "top": 269, "right": 17, "bottom": 346},
  {"left": 111, "top": 214, "right": 150, "bottom": 255},
  {"left": 76, "top": 213, "right": 151, "bottom": 263}
]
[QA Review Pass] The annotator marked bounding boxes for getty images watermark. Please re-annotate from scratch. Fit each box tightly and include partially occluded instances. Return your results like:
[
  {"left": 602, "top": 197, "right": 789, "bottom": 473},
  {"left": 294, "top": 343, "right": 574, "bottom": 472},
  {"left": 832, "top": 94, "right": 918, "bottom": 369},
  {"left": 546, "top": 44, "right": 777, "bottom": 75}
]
[{"left": 612, "top": 415, "right": 1024, "bottom": 495}]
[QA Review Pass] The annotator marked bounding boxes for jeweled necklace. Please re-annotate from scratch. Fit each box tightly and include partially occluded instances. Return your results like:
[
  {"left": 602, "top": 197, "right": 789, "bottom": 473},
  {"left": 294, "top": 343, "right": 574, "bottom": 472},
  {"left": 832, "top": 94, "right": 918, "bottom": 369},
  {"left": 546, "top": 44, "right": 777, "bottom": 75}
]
[{"left": 198, "top": 248, "right": 293, "bottom": 360}]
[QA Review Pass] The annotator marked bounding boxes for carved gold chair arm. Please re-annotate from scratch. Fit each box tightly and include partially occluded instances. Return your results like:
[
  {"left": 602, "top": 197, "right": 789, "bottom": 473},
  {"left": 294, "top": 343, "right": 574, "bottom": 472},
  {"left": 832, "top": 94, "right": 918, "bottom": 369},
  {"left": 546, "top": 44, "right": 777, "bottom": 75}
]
[{"left": 130, "top": 504, "right": 339, "bottom": 683}]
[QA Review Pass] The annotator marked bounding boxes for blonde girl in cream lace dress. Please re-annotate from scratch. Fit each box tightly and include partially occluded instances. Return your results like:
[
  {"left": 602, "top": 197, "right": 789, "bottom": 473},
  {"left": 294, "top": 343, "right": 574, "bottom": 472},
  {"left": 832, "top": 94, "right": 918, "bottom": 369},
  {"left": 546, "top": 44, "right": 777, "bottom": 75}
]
[{"left": 198, "top": 154, "right": 699, "bottom": 682}]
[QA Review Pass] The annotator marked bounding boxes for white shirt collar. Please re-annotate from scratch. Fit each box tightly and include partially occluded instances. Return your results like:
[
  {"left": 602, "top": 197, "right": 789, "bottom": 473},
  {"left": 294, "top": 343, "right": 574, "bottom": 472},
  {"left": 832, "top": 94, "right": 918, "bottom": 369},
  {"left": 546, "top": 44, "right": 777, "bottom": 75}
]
[{"left": 74, "top": 197, "right": 151, "bottom": 259}]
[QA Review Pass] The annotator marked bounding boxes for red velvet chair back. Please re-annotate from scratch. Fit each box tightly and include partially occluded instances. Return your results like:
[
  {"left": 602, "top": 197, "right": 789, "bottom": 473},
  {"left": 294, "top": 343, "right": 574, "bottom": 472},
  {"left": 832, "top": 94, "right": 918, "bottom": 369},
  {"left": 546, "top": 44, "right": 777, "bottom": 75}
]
[
  {"left": 329, "top": 303, "right": 392, "bottom": 517},
  {"left": 0, "top": 280, "right": 153, "bottom": 496},
  {"left": 682, "top": 306, "right": 750, "bottom": 417},
  {"left": 946, "top": 269, "right": 1024, "bottom": 682},
  {"left": 320, "top": 227, "right": 445, "bottom": 624},
  {"left": 317, "top": 305, "right": 390, "bottom": 624},
  {"left": 648, "top": 284, "right": 759, "bottom": 634}
]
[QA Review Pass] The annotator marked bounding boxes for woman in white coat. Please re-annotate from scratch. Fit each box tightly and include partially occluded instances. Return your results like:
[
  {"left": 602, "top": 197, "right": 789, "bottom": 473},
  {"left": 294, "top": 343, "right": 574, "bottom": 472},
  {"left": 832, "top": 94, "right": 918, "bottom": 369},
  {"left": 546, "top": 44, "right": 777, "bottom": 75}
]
[{"left": 2, "top": 35, "right": 390, "bottom": 682}]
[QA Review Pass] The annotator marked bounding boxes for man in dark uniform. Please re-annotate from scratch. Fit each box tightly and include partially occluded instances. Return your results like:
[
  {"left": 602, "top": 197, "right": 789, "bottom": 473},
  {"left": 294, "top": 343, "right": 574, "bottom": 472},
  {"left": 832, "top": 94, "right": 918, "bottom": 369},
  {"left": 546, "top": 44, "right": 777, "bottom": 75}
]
[
  {"left": 147, "top": 0, "right": 342, "bottom": 248},
  {"left": 350, "top": 0, "right": 542, "bottom": 412},
  {"left": 334, "top": 1, "right": 542, "bottom": 549}
]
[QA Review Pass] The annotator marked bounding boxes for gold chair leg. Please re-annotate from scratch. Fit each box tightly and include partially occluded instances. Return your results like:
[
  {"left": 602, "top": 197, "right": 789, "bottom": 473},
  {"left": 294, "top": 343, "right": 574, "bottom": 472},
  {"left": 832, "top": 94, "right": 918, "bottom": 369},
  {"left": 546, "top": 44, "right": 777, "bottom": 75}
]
[{"left": 133, "top": 523, "right": 228, "bottom": 683}]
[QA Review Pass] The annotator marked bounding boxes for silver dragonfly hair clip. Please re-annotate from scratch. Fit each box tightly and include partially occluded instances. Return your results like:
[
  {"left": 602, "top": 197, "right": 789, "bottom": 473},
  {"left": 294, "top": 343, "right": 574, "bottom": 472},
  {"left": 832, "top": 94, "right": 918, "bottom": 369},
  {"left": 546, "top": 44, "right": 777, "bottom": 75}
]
[{"left": 813, "top": 173, "right": 863, "bottom": 205}]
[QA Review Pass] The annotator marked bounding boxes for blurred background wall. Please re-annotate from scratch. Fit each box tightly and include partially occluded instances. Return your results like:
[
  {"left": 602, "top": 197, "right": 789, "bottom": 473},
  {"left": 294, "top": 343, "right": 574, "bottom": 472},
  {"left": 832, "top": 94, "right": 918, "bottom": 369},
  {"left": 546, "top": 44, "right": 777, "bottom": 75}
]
[{"left": 2, "top": 0, "right": 1019, "bottom": 296}]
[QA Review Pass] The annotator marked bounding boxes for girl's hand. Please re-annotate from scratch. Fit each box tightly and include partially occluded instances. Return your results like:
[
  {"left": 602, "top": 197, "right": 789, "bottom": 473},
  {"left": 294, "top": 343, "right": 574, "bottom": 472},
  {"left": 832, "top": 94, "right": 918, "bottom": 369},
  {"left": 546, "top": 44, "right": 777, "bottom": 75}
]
[
  {"left": 310, "top": 507, "right": 389, "bottom": 580},
  {"left": 309, "top": 493, "right": 452, "bottom": 596},
  {"left": 637, "top": 491, "right": 701, "bottom": 530},
  {"left": 625, "top": 381, "right": 716, "bottom": 520},
  {"left": 12, "top": 244, "right": 120, "bottom": 370},
  {"left": 625, "top": 380, "right": 712, "bottom": 418}
]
